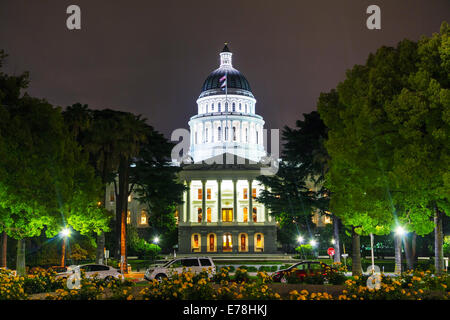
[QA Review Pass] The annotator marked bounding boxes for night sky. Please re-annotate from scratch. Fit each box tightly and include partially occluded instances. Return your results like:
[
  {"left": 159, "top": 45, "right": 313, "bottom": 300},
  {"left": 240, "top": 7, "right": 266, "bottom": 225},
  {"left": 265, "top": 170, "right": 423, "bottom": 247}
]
[{"left": 0, "top": 0, "right": 449, "bottom": 138}]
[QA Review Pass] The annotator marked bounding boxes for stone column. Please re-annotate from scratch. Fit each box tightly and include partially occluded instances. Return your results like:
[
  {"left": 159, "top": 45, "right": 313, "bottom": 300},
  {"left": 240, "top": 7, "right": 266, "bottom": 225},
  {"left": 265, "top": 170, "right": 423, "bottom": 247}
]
[
  {"left": 201, "top": 180, "right": 206, "bottom": 223},
  {"left": 186, "top": 180, "right": 191, "bottom": 223},
  {"left": 217, "top": 179, "right": 222, "bottom": 223},
  {"left": 248, "top": 179, "right": 253, "bottom": 224},
  {"left": 233, "top": 179, "right": 238, "bottom": 222}
]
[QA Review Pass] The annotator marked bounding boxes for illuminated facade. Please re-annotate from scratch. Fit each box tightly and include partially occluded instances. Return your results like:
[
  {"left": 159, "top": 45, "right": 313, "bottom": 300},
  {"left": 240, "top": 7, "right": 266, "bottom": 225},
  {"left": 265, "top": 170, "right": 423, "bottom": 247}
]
[{"left": 178, "top": 45, "right": 277, "bottom": 254}]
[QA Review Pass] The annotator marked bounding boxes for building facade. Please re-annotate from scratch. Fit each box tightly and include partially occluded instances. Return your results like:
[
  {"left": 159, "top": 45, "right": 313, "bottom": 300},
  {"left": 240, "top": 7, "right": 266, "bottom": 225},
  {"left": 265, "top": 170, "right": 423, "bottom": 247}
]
[{"left": 178, "top": 45, "right": 278, "bottom": 254}]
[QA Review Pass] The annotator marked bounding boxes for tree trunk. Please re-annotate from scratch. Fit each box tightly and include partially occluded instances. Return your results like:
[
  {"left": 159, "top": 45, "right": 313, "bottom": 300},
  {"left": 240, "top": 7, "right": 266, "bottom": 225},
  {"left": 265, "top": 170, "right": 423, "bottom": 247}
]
[
  {"left": 333, "top": 214, "right": 341, "bottom": 263},
  {"left": 351, "top": 227, "right": 362, "bottom": 276},
  {"left": 411, "top": 232, "right": 417, "bottom": 266},
  {"left": 434, "top": 207, "right": 444, "bottom": 275},
  {"left": 1, "top": 231, "right": 7, "bottom": 268},
  {"left": 96, "top": 232, "right": 105, "bottom": 264},
  {"left": 115, "top": 156, "right": 129, "bottom": 272},
  {"left": 96, "top": 182, "right": 107, "bottom": 264},
  {"left": 394, "top": 236, "right": 402, "bottom": 274},
  {"left": 16, "top": 239, "right": 26, "bottom": 276},
  {"left": 403, "top": 232, "right": 417, "bottom": 271},
  {"left": 403, "top": 235, "right": 414, "bottom": 271}
]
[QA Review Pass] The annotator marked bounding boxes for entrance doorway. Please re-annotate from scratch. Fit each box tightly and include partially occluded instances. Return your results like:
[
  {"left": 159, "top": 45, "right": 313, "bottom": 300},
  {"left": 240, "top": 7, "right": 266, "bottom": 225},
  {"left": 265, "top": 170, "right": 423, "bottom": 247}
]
[
  {"left": 222, "top": 208, "right": 233, "bottom": 222},
  {"left": 223, "top": 233, "right": 232, "bottom": 252}
]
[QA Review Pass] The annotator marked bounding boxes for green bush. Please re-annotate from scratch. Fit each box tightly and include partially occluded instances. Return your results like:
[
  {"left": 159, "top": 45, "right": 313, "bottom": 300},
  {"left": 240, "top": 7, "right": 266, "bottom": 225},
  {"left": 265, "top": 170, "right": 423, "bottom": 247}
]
[
  {"left": 234, "top": 268, "right": 250, "bottom": 283},
  {"left": 295, "top": 244, "right": 316, "bottom": 259}
]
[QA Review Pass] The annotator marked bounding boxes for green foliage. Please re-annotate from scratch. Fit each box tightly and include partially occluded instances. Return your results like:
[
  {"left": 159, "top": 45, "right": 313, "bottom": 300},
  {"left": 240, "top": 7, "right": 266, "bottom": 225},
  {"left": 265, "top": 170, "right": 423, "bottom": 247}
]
[
  {"left": 234, "top": 268, "right": 250, "bottom": 283},
  {"left": 318, "top": 22, "right": 450, "bottom": 241},
  {"left": 295, "top": 244, "right": 316, "bottom": 259}
]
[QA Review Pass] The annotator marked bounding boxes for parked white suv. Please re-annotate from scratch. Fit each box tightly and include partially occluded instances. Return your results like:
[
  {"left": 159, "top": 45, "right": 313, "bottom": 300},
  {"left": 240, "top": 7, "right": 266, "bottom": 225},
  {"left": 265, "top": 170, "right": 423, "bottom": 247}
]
[
  {"left": 57, "top": 264, "right": 122, "bottom": 281},
  {"left": 144, "top": 257, "right": 215, "bottom": 281}
]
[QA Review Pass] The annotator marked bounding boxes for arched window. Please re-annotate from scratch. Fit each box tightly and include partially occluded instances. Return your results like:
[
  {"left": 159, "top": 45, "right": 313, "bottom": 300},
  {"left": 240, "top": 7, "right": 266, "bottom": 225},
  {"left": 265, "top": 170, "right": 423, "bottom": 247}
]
[
  {"left": 218, "top": 126, "right": 221, "bottom": 141},
  {"left": 205, "top": 128, "right": 208, "bottom": 142},
  {"left": 127, "top": 210, "right": 131, "bottom": 224},
  {"left": 255, "top": 233, "right": 264, "bottom": 252},
  {"left": 240, "top": 234, "right": 248, "bottom": 252},
  {"left": 225, "top": 102, "right": 229, "bottom": 112},
  {"left": 245, "top": 128, "right": 248, "bottom": 142},
  {"left": 243, "top": 207, "right": 248, "bottom": 222},
  {"left": 252, "top": 207, "right": 257, "bottom": 222},
  {"left": 208, "top": 234, "right": 216, "bottom": 252},
  {"left": 232, "top": 126, "right": 236, "bottom": 141},
  {"left": 197, "top": 208, "right": 202, "bottom": 223},
  {"left": 245, "top": 104, "right": 248, "bottom": 113},
  {"left": 191, "top": 233, "right": 201, "bottom": 252},
  {"left": 205, "top": 104, "right": 208, "bottom": 113},
  {"left": 239, "top": 103, "right": 242, "bottom": 111},
  {"left": 207, "top": 207, "right": 211, "bottom": 223},
  {"left": 225, "top": 127, "right": 229, "bottom": 141},
  {"left": 212, "top": 103, "right": 214, "bottom": 111},
  {"left": 140, "top": 210, "right": 147, "bottom": 225},
  {"left": 232, "top": 102, "right": 236, "bottom": 112},
  {"left": 223, "top": 233, "right": 232, "bottom": 252},
  {"left": 218, "top": 102, "right": 221, "bottom": 111}
]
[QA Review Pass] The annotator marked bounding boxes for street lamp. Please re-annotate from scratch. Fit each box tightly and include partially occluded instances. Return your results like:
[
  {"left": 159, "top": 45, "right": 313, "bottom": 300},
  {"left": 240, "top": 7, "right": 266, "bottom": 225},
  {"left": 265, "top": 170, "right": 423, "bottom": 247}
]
[
  {"left": 297, "top": 235, "right": 304, "bottom": 244},
  {"left": 331, "top": 238, "right": 336, "bottom": 245},
  {"left": 153, "top": 236, "right": 159, "bottom": 244},
  {"left": 395, "top": 226, "right": 406, "bottom": 236},
  {"left": 60, "top": 228, "right": 71, "bottom": 268},
  {"left": 309, "top": 239, "right": 317, "bottom": 247}
]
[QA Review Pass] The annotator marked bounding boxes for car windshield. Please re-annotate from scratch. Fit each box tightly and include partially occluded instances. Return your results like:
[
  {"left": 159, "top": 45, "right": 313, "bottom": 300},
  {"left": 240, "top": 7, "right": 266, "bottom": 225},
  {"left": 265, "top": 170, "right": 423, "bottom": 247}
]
[{"left": 290, "top": 262, "right": 308, "bottom": 270}]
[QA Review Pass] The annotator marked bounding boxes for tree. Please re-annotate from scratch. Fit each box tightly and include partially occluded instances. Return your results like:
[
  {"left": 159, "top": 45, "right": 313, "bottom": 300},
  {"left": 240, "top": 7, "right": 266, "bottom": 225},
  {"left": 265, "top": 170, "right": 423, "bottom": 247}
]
[
  {"left": 257, "top": 111, "right": 330, "bottom": 254},
  {"left": 131, "top": 126, "right": 185, "bottom": 250},
  {"left": 0, "top": 52, "right": 109, "bottom": 275},
  {"left": 319, "top": 22, "right": 449, "bottom": 274}
]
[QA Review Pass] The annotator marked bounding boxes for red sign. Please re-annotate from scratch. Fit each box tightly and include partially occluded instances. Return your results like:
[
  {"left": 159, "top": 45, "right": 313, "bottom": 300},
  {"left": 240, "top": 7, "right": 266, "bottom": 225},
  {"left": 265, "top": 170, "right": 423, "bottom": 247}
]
[{"left": 327, "top": 247, "right": 335, "bottom": 256}]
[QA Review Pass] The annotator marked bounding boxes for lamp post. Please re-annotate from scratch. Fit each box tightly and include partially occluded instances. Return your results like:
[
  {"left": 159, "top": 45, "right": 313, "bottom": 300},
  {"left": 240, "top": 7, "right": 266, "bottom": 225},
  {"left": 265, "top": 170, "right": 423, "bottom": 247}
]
[
  {"left": 394, "top": 226, "right": 406, "bottom": 274},
  {"left": 152, "top": 236, "right": 159, "bottom": 263},
  {"left": 310, "top": 239, "right": 318, "bottom": 259},
  {"left": 60, "top": 228, "right": 71, "bottom": 268}
]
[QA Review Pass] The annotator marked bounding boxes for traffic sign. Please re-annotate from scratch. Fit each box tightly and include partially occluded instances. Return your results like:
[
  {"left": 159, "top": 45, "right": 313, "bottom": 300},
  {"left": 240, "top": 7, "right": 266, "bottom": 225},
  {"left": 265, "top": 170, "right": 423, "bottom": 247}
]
[{"left": 327, "top": 247, "right": 335, "bottom": 256}]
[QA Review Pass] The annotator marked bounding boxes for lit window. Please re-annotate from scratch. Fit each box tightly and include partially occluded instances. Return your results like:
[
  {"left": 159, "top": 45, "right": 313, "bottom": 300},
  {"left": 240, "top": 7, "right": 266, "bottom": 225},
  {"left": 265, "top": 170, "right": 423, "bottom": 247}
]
[
  {"left": 207, "top": 188, "right": 211, "bottom": 200},
  {"left": 243, "top": 207, "right": 248, "bottom": 222},
  {"left": 222, "top": 209, "right": 233, "bottom": 222},
  {"left": 252, "top": 207, "right": 257, "bottom": 222},
  {"left": 252, "top": 188, "right": 257, "bottom": 199},
  {"left": 128, "top": 195, "right": 132, "bottom": 202},
  {"left": 197, "top": 208, "right": 203, "bottom": 223},
  {"left": 126, "top": 210, "right": 131, "bottom": 224},
  {"left": 110, "top": 190, "right": 115, "bottom": 202},
  {"left": 243, "top": 188, "right": 248, "bottom": 200},
  {"left": 140, "top": 211, "right": 147, "bottom": 225},
  {"left": 198, "top": 189, "right": 202, "bottom": 200},
  {"left": 207, "top": 207, "right": 211, "bottom": 223},
  {"left": 174, "top": 210, "right": 179, "bottom": 225},
  {"left": 223, "top": 233, "right": 232, "bottom": 252}
]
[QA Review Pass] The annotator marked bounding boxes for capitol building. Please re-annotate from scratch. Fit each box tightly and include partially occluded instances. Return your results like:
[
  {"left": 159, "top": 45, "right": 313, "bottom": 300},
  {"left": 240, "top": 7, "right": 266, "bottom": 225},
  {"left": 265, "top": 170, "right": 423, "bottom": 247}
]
[{"left": 177, "top": 45, "right": 278, "bottom": 254}]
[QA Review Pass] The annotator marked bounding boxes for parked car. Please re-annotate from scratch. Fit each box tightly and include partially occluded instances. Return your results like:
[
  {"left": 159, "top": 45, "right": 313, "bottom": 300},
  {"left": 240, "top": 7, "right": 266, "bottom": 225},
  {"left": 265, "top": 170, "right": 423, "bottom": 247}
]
[
  {"left": 144, "top": 257, "right": 216, "bottom": 281},
  {"left": 272, "top": 261, "right": 331, "bottom": 283},
  {"left": 56, "top": 264, "right": 122, "bottom": 281}
]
